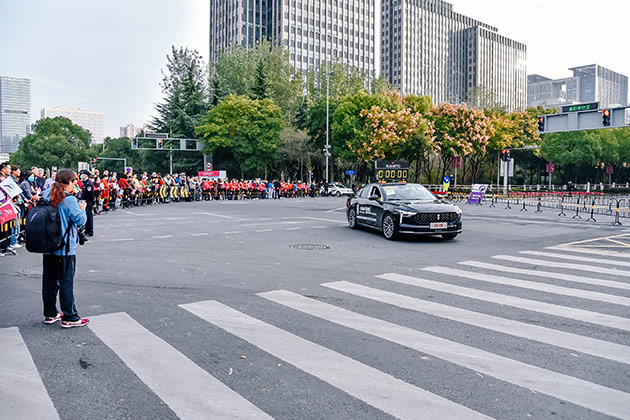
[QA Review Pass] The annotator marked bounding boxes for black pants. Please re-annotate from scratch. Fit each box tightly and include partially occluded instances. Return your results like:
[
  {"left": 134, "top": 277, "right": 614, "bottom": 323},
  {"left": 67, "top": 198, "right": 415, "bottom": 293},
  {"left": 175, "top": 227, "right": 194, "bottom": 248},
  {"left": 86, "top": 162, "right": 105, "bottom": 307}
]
[
  {"left": 85, "top": 203, "right": 94, "bottom": 235},
  {"left": 42, "top": 255, "right": 80, "bottom": 321}
]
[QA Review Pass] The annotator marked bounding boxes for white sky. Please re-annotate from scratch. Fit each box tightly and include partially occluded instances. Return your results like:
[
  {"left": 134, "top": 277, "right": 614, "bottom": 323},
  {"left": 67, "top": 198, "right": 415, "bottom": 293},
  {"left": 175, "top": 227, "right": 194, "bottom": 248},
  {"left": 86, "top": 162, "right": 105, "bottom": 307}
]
[{"left": 1, "top": 0, "right": 628, "bottom": 138}]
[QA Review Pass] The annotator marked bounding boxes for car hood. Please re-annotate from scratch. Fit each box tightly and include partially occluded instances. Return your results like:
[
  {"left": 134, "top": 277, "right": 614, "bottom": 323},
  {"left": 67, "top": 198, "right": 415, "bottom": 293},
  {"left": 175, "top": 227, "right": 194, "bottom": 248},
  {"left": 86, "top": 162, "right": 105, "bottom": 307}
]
[{"left": 388, "top": 201, "right": 457, "bottom": 212}]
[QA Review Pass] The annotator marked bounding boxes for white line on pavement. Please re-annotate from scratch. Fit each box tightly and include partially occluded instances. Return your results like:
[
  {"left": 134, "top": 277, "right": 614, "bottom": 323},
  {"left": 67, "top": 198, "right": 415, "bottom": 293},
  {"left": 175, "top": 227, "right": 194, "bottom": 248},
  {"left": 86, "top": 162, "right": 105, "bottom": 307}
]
[
  {"left": 492, "top": 255, "right": 630, "bottom": 277},
  {"left": 152, "top": 235, "right": 173, "bottom": 239},
  {"left": 312, "top": 226, "right": 326, "bottom": 229},
  {"left": 522, "top": 250, "right": 630, "bottom": 267},
  {"left": 423, "top": 266, "right": 630, "bottom": 307},
  {"left": 325, "top": 207, "right": 347, "bottom": 213},
  {"left": 285, "top": 228, "right": 301, "bottom": 231},
  {"left": 111, "top": 238, "right": 134, "bottom": 242},
  {"left": 319, "top": 281, "right": 630, "bottom": 365},
  {"left": 377, "top": 273, "right": 630, "bottom": 332},
  {"left": 181, "top": 300, "right": 492, "bottom": 420},
  {"left": 190, "top": 233, "right": 209, "bottom": 236},
  {"left": 224, "top": 231, "right": 242, "bottom": 234},
  {"left": 256, "top": 229, "right": 272, "bottom": 233},
  {"left": 458, "top": 260, "right": 630, "bottom": 292},
  {"left": 260, "top": 290, "right": 630, "bottom": 420},
  {"left": 546, "top": 246, "right": 630, "bottom": 258},
  {"left": 0, "top": 327, "right": 61, "bottom": 420},
  {"left": 89, "top": 313, "right": 272, "bottom": 420}
]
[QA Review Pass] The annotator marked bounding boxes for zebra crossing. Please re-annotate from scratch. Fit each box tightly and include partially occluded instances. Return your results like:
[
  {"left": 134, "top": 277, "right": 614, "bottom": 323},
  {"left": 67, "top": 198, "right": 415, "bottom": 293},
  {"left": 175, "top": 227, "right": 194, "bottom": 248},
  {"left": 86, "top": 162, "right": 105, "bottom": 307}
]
[{"left": 2, "top": 246, "right": 629, "bottom": 419}]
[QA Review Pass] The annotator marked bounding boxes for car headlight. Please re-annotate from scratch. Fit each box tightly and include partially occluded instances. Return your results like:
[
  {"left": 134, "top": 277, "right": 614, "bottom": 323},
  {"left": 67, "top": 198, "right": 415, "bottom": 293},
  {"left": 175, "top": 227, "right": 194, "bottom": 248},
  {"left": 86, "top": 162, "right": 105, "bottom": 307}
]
[
  {"left": 396, "top": 210, "right": 416, "bottom": 217},
  {"left": 454, "top": 206, "right": 462, "bottom": 215}
]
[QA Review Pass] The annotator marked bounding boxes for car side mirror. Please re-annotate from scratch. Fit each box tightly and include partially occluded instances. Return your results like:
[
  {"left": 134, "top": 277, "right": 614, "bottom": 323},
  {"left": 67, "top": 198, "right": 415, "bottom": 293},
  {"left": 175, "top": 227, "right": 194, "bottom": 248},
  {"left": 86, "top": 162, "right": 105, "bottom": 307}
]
[{"left": 368, "top": 195, "right": 380, "bottom": 201}]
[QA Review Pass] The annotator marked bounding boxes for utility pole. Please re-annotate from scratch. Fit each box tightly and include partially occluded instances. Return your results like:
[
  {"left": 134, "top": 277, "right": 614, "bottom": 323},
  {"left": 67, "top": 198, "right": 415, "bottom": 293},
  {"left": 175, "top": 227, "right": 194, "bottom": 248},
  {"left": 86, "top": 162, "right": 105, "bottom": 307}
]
[
  {"left": 169, "top": 146, "right": 173, "bottom": 175},
  {"left": 325, "top": 71, "right": 330, "bottom": 184}
]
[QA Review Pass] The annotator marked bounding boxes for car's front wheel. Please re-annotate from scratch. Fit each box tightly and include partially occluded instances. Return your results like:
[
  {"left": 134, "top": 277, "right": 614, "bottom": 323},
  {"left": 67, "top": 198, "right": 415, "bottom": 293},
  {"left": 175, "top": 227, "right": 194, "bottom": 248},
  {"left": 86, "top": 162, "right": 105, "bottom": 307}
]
[
  {"left": 442, "top": 233, "right": 458, "bottom": 240},
  {"left": 382, "top": 213, "right": 399, "bottom": 240},
  {"left": 348, "top": 207, "right": 358, "bottom": 229},
  {"left": 336, "top": 191, "right": 342, "bottom": 197}
]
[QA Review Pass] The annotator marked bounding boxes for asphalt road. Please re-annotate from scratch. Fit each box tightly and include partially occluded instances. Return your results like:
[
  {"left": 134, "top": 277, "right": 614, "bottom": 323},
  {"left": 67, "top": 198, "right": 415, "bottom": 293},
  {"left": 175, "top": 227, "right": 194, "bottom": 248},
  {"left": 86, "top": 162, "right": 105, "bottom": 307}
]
[{"left": 1, "top": 196, "right": 630, "bottom": 420}]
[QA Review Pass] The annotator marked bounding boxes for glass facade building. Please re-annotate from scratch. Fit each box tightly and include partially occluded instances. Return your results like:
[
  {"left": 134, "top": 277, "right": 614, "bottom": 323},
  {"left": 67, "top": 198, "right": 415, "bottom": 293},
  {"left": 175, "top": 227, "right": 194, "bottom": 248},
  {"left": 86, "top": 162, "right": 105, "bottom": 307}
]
[
  {"left": 209, "top": 0, "right": 526, "bottom": 109},
  {"left": 210, "top": 0, "right": 379, "bottom": 76},
  {"left": 528, "top": 64, "right": 628, "bottom": 109},
  {"left": 381, "top": 0, "right": 526, "bottom": 110},
  {"left": 41, "top": 107, "right": 105, "bottom": 145},
  {"left": 0, "top": 76, "right": 31, "bottom": 154}
]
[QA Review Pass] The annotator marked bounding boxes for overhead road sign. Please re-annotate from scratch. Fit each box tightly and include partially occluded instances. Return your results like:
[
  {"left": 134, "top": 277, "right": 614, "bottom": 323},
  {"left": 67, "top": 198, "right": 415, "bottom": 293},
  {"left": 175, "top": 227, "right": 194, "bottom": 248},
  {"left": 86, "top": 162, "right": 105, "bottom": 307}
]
[
  {"left": 538, "top": 106, "right": 629, "bottom": 134},
  {"left": 562, "top": 102, "right": 598, "bottom": 113}
]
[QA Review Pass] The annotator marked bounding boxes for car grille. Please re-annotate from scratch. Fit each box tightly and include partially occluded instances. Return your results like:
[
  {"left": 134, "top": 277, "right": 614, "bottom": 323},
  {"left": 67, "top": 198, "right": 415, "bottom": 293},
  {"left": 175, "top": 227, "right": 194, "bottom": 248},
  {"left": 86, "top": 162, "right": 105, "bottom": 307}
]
[{"left": 412, "top": 212, "right": 458, "bottom": 224}]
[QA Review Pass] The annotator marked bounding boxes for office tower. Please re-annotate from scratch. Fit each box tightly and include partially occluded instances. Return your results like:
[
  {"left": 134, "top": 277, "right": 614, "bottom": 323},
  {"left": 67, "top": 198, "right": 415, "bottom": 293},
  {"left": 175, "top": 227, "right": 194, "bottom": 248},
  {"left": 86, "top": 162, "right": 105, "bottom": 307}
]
[
  {"left": 0, "top": 76, "right": 30, "bottom": 154},
  {"left": 41, "top": 107, "right": 105, "bottom": 144}
]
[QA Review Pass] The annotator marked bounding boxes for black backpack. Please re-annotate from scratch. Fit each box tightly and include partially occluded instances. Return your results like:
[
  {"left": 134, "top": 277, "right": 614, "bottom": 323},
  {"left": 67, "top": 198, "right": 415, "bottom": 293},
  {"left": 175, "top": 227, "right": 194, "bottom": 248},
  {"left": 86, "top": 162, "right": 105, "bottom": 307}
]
[{"left": 25, "top": 200, "right": 72, "bottom": 254}]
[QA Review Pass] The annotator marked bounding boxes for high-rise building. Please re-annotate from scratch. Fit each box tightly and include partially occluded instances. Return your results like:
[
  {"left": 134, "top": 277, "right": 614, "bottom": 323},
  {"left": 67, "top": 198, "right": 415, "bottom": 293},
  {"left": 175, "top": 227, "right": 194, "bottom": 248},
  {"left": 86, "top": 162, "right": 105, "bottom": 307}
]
[
  {"left": 40, "top": 107, "right": 105, "bottom": 144},
  {"left": 0, "top": 76, "right": 31, "bottom": 154},
  {"left": 209, "top": 0, "right": 526, "bottom": 110},
  {"left": 209, "top": 0, "right": 380, "bottom": 76},
  {"left": 381, "top": 0, "right": 526, "bottom": 110},
  {"left": 120, "top": 123, "right": 140, "bottom": 138},
  {"left": 527, "top": 64, "right": 628, "bottom": 109}
]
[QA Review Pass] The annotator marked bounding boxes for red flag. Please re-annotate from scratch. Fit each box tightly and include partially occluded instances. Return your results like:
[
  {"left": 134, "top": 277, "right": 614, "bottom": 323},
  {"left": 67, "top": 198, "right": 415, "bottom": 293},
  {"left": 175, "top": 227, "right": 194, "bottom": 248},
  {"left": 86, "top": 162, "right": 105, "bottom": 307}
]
[{"left": 0, "top": 202, "right": 17, "bottom": 225}]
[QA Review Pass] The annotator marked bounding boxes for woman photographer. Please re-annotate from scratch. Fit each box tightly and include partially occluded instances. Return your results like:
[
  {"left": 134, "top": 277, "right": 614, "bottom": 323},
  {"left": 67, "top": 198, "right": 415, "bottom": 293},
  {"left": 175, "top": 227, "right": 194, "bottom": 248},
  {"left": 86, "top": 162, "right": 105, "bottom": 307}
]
[{"left": 42, "top": 169, "right": 89, "bottom": 328}]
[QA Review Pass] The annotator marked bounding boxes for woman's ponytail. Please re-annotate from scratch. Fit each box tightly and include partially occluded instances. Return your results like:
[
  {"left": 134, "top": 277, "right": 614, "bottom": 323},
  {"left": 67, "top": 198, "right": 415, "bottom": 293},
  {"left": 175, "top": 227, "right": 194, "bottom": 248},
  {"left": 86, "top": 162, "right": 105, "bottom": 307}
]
[{"left": 49, "top": 169, "right": 76, "bottom": 207}]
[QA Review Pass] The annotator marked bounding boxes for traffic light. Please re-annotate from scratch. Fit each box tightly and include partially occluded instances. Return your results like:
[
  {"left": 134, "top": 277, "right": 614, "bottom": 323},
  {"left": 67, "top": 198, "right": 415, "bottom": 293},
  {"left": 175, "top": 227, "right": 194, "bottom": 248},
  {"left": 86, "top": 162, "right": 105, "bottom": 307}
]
[
  {"left": 132, "top": 138, "right": 138, "bottom": 149},
  {"left": 537, "top": 116, "right": 545, "bottom": 132},
  {"left": 500, "top": 149, "right": 511, "bottom": 161},
  {"left": 602, "top": 109, "right": 611, "bottom": 126},
  {"left": 157, "top": 139, "right": 164, "bottom": 149}
]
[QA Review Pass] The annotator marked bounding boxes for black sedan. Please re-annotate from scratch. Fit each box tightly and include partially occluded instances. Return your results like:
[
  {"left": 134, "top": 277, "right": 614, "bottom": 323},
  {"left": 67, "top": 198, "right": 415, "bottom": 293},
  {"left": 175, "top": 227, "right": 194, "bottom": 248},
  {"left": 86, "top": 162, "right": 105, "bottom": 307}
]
[{"left": 346, "top": 183, "right": 462, "bottom": 240}]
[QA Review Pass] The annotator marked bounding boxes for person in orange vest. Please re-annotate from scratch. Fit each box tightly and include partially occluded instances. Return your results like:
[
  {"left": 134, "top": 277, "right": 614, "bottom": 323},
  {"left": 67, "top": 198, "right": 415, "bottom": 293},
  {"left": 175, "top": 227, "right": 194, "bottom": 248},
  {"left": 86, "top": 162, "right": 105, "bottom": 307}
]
[{"left": 100, "top": 170, "right": 110, "bottom": 212}]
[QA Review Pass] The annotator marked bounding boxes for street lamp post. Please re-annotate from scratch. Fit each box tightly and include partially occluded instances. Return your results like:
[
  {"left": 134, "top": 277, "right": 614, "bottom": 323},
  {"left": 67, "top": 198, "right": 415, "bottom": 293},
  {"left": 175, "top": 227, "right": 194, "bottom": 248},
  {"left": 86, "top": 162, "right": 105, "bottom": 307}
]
[{"left": 325, "top": 71, "right": 330, "bottom": 184}]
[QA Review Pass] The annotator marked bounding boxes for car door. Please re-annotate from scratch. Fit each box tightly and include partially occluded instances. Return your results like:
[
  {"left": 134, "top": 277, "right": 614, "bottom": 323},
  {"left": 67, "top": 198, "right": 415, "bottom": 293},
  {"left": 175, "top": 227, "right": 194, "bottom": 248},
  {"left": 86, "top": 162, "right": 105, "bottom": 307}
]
[
  {"left": 360, "top": 185, "right": 383, "bottom": 227},
  {"left": 354, "top": 186, "right": 372, "bottom": 227}
]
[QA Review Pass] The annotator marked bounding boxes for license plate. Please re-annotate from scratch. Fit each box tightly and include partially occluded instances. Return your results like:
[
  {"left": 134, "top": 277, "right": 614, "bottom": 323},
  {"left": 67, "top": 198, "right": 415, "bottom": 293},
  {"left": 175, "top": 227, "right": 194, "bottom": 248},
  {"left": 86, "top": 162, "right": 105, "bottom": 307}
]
[{"left": 430, "top": 222, "right": 446, "bottom": 229}]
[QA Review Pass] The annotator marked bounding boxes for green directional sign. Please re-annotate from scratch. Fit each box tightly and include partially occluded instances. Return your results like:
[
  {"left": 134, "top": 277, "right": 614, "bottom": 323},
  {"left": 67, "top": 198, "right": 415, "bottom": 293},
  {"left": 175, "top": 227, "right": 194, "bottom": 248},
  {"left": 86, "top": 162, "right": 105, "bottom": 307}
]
[{"left": 562, "top": 102, "right": 599, "bottom": 113}]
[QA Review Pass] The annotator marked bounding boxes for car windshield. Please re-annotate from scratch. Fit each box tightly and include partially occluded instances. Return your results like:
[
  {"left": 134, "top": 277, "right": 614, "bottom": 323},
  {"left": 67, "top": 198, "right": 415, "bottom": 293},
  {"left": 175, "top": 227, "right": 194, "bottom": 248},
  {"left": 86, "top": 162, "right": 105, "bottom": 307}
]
[{"left": 382, "top": 184, "right": 436, "bottom": 201}]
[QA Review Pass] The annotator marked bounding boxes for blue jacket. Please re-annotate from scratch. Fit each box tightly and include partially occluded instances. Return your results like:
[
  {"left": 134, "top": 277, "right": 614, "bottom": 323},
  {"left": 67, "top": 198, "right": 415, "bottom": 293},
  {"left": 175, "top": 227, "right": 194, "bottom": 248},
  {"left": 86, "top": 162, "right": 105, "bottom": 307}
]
[{"left": 43, "top": 190, "right": 87, "bottom": 256}]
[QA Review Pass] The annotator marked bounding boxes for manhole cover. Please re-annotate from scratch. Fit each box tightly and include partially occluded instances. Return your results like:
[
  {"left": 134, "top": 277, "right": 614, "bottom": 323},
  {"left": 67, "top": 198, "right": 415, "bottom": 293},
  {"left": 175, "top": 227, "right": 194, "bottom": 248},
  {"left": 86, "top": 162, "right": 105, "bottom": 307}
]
[
  {"left": 289, "top": 244, "right": 331, "bottom": 250},
  {"left": 16, "top": 266, "right": 43, "bottom": 277}
]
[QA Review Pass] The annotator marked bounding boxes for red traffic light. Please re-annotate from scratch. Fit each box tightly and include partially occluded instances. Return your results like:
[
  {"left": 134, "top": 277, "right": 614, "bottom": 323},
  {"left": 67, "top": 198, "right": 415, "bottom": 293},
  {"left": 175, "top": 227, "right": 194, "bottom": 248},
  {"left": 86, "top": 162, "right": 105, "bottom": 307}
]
[{"left": 603, "top": 109, "right": 610, "bottom": 117}]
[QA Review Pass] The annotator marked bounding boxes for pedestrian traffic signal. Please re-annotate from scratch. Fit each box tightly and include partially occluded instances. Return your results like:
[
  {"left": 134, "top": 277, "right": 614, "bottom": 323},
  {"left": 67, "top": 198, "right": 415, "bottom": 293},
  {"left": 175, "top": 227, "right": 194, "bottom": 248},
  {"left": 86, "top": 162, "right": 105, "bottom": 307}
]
[
  {"left": 157, "top": 139, "right": 164, "bottom": 149},
  {"left": 500, "top": 149, "right": 511, "bottom": 161},
  {"left": 537, "top": 116, "right": 545, "bottom": 132},
  {"left": 602, "top": 109, "right": 611, "bottom": 126}
]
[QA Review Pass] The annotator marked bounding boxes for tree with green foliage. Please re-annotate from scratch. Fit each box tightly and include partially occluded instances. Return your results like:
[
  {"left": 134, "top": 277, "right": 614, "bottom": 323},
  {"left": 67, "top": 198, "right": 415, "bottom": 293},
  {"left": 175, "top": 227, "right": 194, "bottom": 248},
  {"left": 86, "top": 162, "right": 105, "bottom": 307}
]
[
  {"left": 152, "top": 46, "right": 209, "bottom": 138},
  {"left": 211, "top": 41, "right": 302, "bottom": 123},
  {"left": 306, "top": 61, "right": 368, "bottom": 101},
  {"left": 251, "top": 59, "right": 270, "bottom": 100},
  {"left": 540, "top": 131, "right": 602, "bottom": 183},
  {"left": 10, "top": 117, "right": 91, "bottom": 171},
  {"left": 197, "top": 95, "right": 285, "bottom": 178}
]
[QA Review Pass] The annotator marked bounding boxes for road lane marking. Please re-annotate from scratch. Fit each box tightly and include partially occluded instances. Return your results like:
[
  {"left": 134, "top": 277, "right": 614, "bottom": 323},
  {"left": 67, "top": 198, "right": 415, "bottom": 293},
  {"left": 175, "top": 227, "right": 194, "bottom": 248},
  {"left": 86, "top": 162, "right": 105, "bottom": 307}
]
[
  {"left": 492, "top": 255, "right": 630, "bottom": 278},
  {"left": 377, "top": 273, "right": 630, "bottom": 332},
  {"left": 89, "top": 313, "right": 272, "bottom": 420},
  {"left": 111, "top": 238, "right": 134, "bottom": 242},
  {"left": 546, "top": 246, "right": 630, "bottom": 258},
  {"left": 256, "top": 229, "right": 272, "bottom": 233},
  {"left": 190, "top": 233, "right": 208, "bottom": 236},
  {"left": 312, "top": 226, "right": 326, "bottom": 229},
  {"left": 259, "top": 290, "right": 630, "bottom": 420},
  {"left": 224, "top": 231, "right": 242, "bottom": 234},
  {"left": 423, "top": 266, "right": 630, "bottom": 307},
  {"left": 522, "top": 250, "right": 630, "bottom": 267},
  {"left": 180, "top": 300, "right": 492, "bottom": 420},
  {"left": 458, "top": 261, "right": 630, "bottom": 292},
  {"left": 319, "top": 281, "right": 630, "bottom": 365},
  {"left": 325, "top": 207, "right": 347, "bottom": 213},
  {"left": 0, "top": 327, "right": 61, "bottom": 420},
  {"left": 152, "top": 235, "right": 173, "bottom": 239},
  {"left": 285, "top": 228, "right": 301, "bottom": 231}
]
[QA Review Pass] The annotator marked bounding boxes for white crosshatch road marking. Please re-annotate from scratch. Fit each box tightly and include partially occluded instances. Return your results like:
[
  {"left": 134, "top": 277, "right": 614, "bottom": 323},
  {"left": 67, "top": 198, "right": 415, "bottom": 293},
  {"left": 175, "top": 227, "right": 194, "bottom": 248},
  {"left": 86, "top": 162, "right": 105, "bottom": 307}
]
[
  {"left": 423, "top": 266, "right": 630, "bottom": 307},
  {"left": 259, "top": 289, "right": 630, "bottom": 420},
  {"left": 317, "top": 280, "right": 630, "bottom": 365},
  {"left": 180, "top": 300, "right": 493, "bottom": 420},
  {"left": 89, "top": 313, "right": 273, "bottom": 420},
  {"left": 377, "top": 273, "right": 630, "bottom": 332}
]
